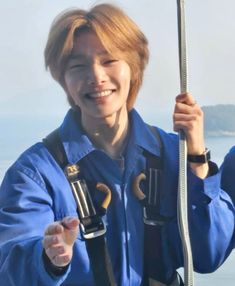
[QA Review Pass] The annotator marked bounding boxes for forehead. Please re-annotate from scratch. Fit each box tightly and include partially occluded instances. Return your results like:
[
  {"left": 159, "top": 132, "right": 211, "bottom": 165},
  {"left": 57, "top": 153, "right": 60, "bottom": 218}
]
[{"left": 71, "top": 30, "right": 107, "bottom": 57}]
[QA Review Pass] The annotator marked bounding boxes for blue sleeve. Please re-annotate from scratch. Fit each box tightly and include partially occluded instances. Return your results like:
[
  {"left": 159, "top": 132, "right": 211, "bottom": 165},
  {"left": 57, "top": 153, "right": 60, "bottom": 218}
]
[
  {"left": 0, "top": 161, "right": 70, "bottom": 286},
  {"left": 155, "top": 129, "right": 235, "bottom": 273},
  {"left": 187, "top": 164, "right": 235, "bottom": 273},
  {"left": 221, "top": 146, "right": 235, "bottom": 205}
]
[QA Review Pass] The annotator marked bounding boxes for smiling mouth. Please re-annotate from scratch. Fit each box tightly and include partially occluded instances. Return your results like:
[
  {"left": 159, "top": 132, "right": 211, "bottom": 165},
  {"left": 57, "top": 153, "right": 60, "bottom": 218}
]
[{"left": 86, "top": 89, "right": 114, "bottom": 99}]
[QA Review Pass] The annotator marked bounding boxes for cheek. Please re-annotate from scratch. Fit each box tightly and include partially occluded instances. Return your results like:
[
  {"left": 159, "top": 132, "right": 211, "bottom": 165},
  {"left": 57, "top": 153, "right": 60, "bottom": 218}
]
[
  {"left": 64, "top": 72, "right": 82, "bottom": 98},
  {"left": 64, "top": 73, "right": 76, "bottom": 93},
  {"left": 63, "top": 74, "right": 81, "bottom": 107},
  {"left": 118, "top": 66, "right": 131, "bottom": 93}
]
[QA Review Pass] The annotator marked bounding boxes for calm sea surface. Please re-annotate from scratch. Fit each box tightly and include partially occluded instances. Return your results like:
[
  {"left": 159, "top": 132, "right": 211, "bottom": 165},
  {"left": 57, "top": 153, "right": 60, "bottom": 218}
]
[{"left": 0, "top": 117, "right": 235, "bottom": 285}]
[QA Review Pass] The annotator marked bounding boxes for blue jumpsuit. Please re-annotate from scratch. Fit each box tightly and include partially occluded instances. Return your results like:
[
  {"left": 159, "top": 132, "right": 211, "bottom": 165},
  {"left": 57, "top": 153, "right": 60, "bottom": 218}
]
[
  {"left": 0, "top": 109, "right": 234, "bottom": 286},
  {"left": 221, "top": 146, "right": 235, "bottom": 205}
]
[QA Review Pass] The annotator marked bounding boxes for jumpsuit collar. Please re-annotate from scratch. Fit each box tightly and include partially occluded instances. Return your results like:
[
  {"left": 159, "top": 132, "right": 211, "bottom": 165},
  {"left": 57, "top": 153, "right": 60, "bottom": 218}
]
[
  {"left": 59, "top": 108, "right": 161, "bottom": 164},
  {"left": 129, "top": 109, "right": 161, "bottom": 157}
]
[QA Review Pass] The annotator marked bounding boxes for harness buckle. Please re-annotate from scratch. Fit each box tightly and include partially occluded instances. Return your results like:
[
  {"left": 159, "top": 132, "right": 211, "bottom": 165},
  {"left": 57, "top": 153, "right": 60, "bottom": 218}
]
[
  {"left": 65, "top": 164, "right": 109, "bottom": 239},
  {"left": 143, "top": 208, "right": 166, "bottom": 226},
  {"left": 133, "top": 171, "right": 173, "bottom": 226},
  {"left": 143, "top": 207, "right": 172, "bottom": 226}
]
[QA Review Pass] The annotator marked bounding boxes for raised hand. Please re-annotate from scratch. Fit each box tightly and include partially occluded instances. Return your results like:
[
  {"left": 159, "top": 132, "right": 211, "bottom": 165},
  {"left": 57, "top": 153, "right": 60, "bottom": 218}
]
[
  {"left": 43, "top": 216, "right": 79, "bottom": 267},
  {"left": 173, "top": 93, "right": 209, "bottom": 178}
]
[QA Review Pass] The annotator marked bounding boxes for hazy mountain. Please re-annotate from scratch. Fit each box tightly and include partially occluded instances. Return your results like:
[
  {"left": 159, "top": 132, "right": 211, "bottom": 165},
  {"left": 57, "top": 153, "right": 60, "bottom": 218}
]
[{"left": 202, "top": 104, "right": 235, "bottom": 137}]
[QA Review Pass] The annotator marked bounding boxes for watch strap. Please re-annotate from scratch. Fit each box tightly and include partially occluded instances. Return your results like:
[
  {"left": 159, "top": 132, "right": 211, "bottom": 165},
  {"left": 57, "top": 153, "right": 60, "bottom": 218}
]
[{"left": 187, "top": 148, "right": 211, "bottom": 163}]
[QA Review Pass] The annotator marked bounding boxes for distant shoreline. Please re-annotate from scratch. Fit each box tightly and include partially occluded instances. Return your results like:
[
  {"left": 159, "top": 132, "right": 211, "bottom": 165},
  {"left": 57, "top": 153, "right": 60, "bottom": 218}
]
[
  {"left": 205, "top": 131, "right": 235, "bottom": 137},
  {"left": 202, "top": 104, "right": 235, "bottom": 138}
]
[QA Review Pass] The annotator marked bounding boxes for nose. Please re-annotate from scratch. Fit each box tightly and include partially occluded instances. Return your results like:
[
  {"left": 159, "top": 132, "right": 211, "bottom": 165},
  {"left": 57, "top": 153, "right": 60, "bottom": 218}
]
[{"left": 87, "top": 63, "right": 108, "bottom": 85}]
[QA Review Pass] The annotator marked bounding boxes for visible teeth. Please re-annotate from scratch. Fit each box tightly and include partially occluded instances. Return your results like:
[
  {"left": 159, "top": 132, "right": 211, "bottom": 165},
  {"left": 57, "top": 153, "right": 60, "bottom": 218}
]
[{"left": 88, "top": 90, "right": 112, "bottom": 98}]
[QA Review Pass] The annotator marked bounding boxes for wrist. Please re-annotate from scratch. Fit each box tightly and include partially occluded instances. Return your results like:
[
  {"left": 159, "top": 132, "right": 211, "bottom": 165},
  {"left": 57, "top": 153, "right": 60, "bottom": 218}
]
[
  {"left": 187, "top": 148, "right": 211, "bottom": 164},
  {"left": 42, "top": 249, "right": 70, "bottom": 277},
  {"left": 189, "top": 162, "right": 209, "bottom": 179}
]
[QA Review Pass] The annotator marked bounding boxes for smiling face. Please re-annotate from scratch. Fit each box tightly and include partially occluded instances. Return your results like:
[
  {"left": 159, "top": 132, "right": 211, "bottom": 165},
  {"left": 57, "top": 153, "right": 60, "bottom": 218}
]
[{"left": 64, "top": 30, "right": 131, "bottom": 126}]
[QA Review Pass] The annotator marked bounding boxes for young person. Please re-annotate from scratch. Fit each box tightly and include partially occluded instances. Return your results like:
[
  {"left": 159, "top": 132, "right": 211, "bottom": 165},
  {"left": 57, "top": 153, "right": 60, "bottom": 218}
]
[{"left": 0, "top": 3, "right": 234, "bottom": 286}]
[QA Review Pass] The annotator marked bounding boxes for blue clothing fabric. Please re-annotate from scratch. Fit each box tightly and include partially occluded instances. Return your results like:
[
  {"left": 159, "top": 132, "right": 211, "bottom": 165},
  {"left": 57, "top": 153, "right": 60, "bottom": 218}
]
[
  {"left": 0, "top": 109, "right": 234, "bottom": 286},
  {"left": 221, "top": 146, "right": 235, "bottom": 205}
]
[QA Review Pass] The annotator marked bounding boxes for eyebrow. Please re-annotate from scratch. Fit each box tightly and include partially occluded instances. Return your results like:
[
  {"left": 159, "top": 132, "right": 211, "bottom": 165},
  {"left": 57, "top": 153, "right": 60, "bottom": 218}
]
[{"left": 68, "top": 51, "right": 110, "bottom": 60}]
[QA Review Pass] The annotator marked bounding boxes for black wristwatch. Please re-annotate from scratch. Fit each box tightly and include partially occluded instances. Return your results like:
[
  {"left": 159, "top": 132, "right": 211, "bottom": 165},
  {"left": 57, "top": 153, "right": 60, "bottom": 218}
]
[{"left": 187, "top": 148, "right": 211, "bottom": 163}]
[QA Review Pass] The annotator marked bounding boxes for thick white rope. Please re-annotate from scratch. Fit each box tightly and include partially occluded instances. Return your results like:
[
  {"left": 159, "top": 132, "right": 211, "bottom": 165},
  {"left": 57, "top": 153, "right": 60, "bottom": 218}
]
[{"left": 176, "top": 1, "right": 194, "bottom": 285}]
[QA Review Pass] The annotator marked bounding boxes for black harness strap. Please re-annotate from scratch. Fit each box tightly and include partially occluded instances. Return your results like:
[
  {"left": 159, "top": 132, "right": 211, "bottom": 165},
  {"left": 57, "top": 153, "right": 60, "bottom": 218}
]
[
  {"left": 43, "top": 129, "right": 116, "bottom": 286},
  {"left": 43, "top": 124, "right": 183, "bottom": 286},
  {"left": 142, "top": 126, "right": 183, "bottom": 286},
  {"left": 43, "top": 129, "right": 68, "bottom": 168},
  {"left": 86, "top": 235, "right": 116, "bottom": 285}
]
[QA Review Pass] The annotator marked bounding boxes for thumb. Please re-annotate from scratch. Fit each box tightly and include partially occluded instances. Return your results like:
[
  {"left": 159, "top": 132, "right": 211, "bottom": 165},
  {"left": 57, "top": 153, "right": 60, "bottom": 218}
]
[
  {"left": 176, "top": 92, "right": 195, "bottom": 105},
  {"left": 61, "top": 217, "right": 80, "bottom": 245}
]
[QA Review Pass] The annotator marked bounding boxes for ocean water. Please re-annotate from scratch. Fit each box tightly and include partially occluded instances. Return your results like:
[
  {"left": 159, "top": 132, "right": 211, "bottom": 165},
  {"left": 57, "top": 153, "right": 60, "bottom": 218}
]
[{"left": 0, "top": 117, "right": 235, "bottom": 285}]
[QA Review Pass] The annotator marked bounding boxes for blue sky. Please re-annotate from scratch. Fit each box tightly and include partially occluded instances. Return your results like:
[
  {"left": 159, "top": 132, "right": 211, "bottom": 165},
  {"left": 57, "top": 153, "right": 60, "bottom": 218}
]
[{"left": 1, "top": 0, "right": 235, "bottom": 128}]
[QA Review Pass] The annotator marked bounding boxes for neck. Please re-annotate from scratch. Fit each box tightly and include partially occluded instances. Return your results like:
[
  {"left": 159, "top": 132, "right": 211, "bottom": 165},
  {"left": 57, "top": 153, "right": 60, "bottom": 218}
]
[{"left": 81, "top": 109, "right": 129, "bottom": 158}]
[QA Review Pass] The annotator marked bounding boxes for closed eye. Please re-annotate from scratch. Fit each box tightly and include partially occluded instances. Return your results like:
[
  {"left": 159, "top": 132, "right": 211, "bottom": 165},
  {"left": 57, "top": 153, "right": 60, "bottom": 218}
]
[
  {"left": 69, "top": 64, "right": 86, "bottom": 70},
  {"left": 103, "top": 59, "right": 118, "bottom": 65}
]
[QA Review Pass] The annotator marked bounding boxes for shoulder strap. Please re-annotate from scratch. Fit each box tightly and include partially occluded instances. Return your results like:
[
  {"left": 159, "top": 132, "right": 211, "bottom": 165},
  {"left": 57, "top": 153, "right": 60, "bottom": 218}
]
[
  {"left": 42, "top": 128, "right": 116, "bottom": 286},
  {"left": 142, "top": 125, "right": 180, "bottom": 285},
  {"left": 43, "top": 128, "right": 68, "bottom": 169},
  {"left": 142, "top": 125, "right": 164, "bottom": 215},
  {"left": 147, "top": 124, "right": 164, "bottom": 154}
]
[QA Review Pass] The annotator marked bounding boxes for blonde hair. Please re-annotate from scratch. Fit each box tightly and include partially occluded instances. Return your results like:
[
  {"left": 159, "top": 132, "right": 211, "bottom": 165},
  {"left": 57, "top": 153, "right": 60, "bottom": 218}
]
[{"left": 44, "top": 3, "right": 149, "bottom": 110}]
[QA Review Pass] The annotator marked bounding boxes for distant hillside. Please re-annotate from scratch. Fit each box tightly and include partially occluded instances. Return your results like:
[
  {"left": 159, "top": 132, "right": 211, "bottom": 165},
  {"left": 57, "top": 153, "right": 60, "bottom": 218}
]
[{"left": 202, "top": 104, "right": 235, "bottom": 137}]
